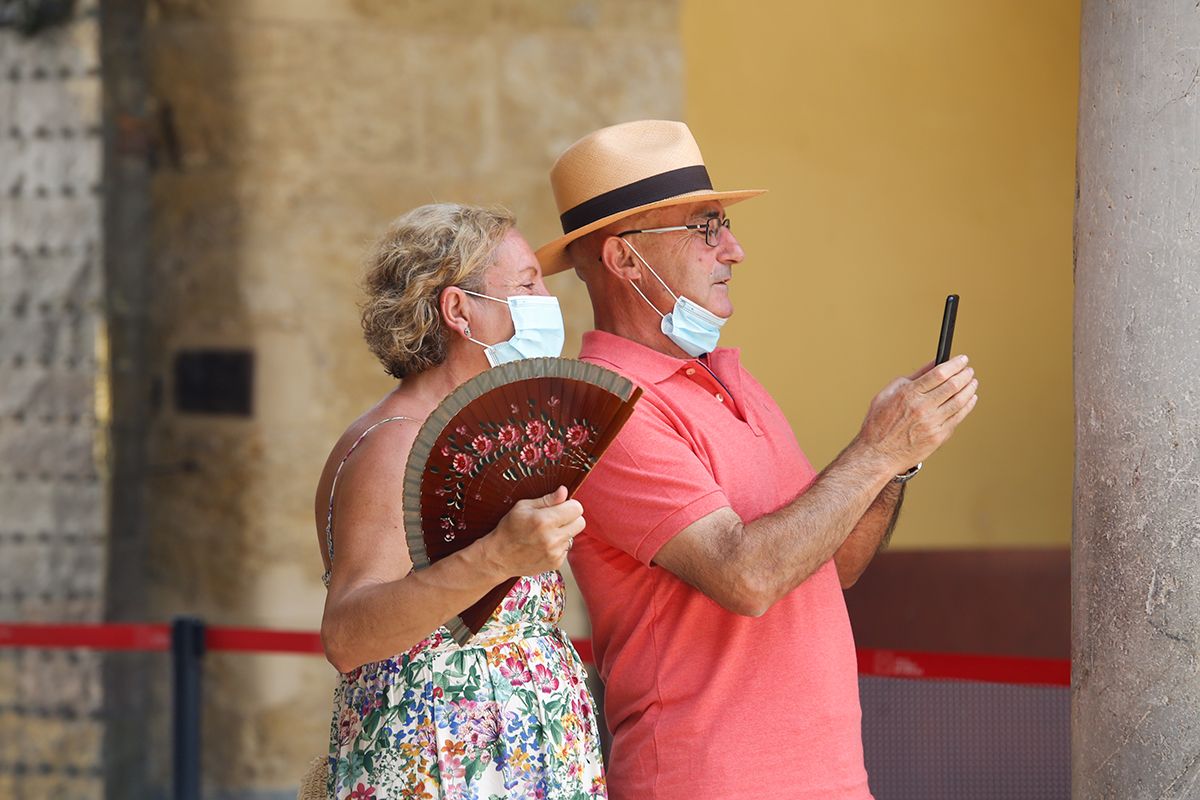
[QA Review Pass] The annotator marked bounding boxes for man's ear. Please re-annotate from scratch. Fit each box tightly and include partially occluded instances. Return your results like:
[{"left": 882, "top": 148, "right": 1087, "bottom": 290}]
[
  {"left": 439, "top": 286, "right": 472, "bottom": 338},
  {"left": 600, "top": 236, "right": 642, "bottom": 281}
]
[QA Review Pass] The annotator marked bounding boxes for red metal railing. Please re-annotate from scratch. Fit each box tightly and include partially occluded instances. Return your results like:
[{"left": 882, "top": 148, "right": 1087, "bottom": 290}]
[
  {"left": 0, "top": 621, "right": 1066, "bottom": 685},
  {"left": 0, "top": 619, "right": 1069, "bottom": 800}
]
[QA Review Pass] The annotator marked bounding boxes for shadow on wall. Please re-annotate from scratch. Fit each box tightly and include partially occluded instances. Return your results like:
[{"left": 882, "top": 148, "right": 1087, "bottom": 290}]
[{"left": 106, "top": 0, "right": 688, "bottom": 796}]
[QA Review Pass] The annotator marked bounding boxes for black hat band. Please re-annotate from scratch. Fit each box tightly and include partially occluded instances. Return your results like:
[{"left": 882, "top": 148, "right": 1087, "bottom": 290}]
[{"left": 559, "top": 165, "right": 713, "bottom": 234}]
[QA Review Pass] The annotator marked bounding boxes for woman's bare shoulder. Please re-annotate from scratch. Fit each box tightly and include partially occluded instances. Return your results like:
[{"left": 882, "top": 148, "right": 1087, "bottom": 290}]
[{"left": 313, "top": 395, "right": 426, "bottom": 535}]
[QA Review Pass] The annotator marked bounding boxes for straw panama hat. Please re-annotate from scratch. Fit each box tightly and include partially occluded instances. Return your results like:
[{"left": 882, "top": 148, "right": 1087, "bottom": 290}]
[{"left": 535, "top": 119, "right": 766, "bottom": 275}]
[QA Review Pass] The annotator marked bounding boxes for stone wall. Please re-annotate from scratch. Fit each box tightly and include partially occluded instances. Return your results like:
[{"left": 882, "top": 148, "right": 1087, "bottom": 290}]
[
  {"left": 0, "top": 3, "right": 107, "bottom": 798},
  {"left": 137, "top": 1, "right": 682, "bottom": 795}
]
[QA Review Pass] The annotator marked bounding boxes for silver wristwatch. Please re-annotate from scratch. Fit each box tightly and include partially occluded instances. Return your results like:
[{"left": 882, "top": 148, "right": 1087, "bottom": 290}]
[{"left": 893, "top": 462, "right": 923, "bottom": 484}]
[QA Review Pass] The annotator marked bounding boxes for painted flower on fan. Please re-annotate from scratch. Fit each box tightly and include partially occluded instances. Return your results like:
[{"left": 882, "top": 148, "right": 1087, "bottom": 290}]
[
  {"left": 451, "top": 453, "right": 476, "bottom": 474},
  {"left": 543, "top": 438, "right": 565, "bottom": 460},
  {"left": 519, "top": 443, "right": 542, "bottom": 466},
  {"left": 566, "top": 424, "right": 590, "bottom": 447},
  {"left": 348, "top": 783, "right": 378, "bottom": 800},
  {"left": 497, "top": 424, "right": 521, "bottom": 447},
  {"left": 440, "top": 516, "right": 454, "bottom": 530},
  {"left": 525, "top": 419, "right": 548, "bottom": 442},
  {"left": 472, "top": 434, "right": 494, "bottom": 456},
  {"left": 548, "top": 395, "right": 561, "bottom": 407}
]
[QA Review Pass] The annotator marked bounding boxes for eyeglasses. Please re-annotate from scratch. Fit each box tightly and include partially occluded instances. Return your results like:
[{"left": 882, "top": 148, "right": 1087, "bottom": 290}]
[{"left": 616, "top": 216, "right": 731, "bottom": 248}]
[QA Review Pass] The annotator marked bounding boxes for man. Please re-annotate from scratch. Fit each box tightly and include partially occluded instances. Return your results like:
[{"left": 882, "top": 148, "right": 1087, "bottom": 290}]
[{"left": 535, "top": 120, "right": 978, "bottom": 799}]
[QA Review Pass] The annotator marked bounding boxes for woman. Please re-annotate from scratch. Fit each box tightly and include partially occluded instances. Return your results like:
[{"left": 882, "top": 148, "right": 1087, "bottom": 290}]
[{"left": 314, "top": 204, "right": 606, "bottom": 800}]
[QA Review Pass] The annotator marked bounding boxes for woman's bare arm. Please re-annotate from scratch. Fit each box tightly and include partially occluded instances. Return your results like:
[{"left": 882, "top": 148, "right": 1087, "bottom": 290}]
[{"left": 318, "top": 423, "right": 582, "bottom": 672}]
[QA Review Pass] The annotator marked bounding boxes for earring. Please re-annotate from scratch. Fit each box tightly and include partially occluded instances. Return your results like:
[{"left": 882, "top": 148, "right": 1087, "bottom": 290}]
[{"left": 464, "top": 326, "right": 471, "bottom": 338}]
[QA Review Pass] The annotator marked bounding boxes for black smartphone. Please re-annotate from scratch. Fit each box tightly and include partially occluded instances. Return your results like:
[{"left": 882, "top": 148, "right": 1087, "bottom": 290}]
[{"left": 935, "top": 294, "right": 959, "bottom": 365}]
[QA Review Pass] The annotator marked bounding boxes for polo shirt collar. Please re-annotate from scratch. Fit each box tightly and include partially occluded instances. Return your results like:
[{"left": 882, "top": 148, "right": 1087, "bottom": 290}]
[{"left": 580, "top": 330, "right": 740, "bottom": 384}]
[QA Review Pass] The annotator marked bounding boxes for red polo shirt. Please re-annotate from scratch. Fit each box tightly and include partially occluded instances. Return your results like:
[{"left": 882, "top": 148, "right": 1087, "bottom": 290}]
[{"left": 571, "top": 330, "right": 872, "bottom": 800}]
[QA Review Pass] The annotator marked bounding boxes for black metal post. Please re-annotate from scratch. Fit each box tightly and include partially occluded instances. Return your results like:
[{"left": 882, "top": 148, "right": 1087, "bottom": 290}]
[{"left": 171, "top": 616, "right": 205, "bottom": 800}]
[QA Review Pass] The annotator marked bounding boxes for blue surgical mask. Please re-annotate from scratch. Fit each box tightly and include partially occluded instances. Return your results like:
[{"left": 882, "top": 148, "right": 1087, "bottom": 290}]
[
  {"left": 463, "top": 290, "right": 565, "bottom": 367},
  {"left": 621, "top": 239, "right": 727, "bottom": 357}
]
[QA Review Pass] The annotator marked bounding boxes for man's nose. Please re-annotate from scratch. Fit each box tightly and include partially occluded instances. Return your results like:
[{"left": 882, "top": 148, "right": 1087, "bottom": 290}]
[{"left": 719, "top": 228, "right": 745, "bottom": 265}]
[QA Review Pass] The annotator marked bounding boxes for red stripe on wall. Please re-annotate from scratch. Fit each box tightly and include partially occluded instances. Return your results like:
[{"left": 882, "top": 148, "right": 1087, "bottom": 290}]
[{"left": 858, "top": 648, "right": 1069, "bottom": 686}]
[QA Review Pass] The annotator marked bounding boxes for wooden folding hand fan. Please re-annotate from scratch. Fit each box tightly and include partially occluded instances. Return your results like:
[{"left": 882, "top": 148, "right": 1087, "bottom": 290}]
[{"left": 403, "top": 356, "right": 643, "bottom": 644}]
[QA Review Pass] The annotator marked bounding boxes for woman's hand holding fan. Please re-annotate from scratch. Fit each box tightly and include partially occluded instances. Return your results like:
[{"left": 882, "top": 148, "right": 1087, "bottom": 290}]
[
  {"left": 404, "top": 357, "right": 642, "bottom": 644},
  {"left": 478, "top": 486, "right": 584, "bottom": 577}
]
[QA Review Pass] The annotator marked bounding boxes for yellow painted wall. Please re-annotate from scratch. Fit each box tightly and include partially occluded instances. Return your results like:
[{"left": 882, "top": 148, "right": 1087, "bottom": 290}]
[{"left": 680, "top": 1, "right": 1079, "bottom": 548}]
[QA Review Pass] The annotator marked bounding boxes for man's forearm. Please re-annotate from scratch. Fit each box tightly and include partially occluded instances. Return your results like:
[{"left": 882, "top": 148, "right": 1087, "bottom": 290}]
[
  {"left": 655, "top": 357, "right": 976, "bottom": 617},
  {"left": 735, "top": 440, "right": 897, "bottom": 610},
  {"left": 833, "top": 481, "right": 905, "bottom": 588}
]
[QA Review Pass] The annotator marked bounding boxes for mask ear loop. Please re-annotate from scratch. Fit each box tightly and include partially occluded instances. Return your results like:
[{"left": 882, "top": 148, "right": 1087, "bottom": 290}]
[
  {"left": 461, "top": 288, "right": 509, "bottom": 304},
  {"left": 621, "top": 238, "right": 678, "bottom": 319}
]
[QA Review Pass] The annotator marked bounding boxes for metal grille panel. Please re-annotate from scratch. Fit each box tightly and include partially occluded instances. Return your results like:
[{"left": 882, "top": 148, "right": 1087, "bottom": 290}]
[{"left": 861, "top": 676, "right": 1069, "bottom": 800}]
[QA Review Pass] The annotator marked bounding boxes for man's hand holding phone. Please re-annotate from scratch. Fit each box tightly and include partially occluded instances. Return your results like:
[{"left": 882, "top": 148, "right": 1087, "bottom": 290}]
[{"left": 854, "top": 294, "right": 978, "bottom": 481}]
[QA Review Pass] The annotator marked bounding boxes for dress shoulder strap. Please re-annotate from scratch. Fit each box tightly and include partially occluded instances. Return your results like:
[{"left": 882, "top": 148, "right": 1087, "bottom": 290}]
[{"left": 322, "top": 416, "right": 414, "bottom": 587}]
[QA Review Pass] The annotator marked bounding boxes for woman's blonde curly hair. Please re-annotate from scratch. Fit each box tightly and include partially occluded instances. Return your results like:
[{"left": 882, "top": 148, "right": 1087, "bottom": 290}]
[{"left": 361, "top": 203, "right": 515, "bottom": 378}]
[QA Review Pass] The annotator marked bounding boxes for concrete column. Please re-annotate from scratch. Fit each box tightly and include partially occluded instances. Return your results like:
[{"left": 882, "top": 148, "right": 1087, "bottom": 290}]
[{"left": 1074, "top": 3, "right": 1200, "bottom": 799}]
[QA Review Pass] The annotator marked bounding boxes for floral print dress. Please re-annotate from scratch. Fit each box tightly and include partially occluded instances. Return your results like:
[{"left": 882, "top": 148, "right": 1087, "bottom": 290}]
[
  {"left": 324, "top": 419, "right": 606, "bottom": 800},
  {"left": 328, "top": 573, "right": 606, "bottom": 800}
]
